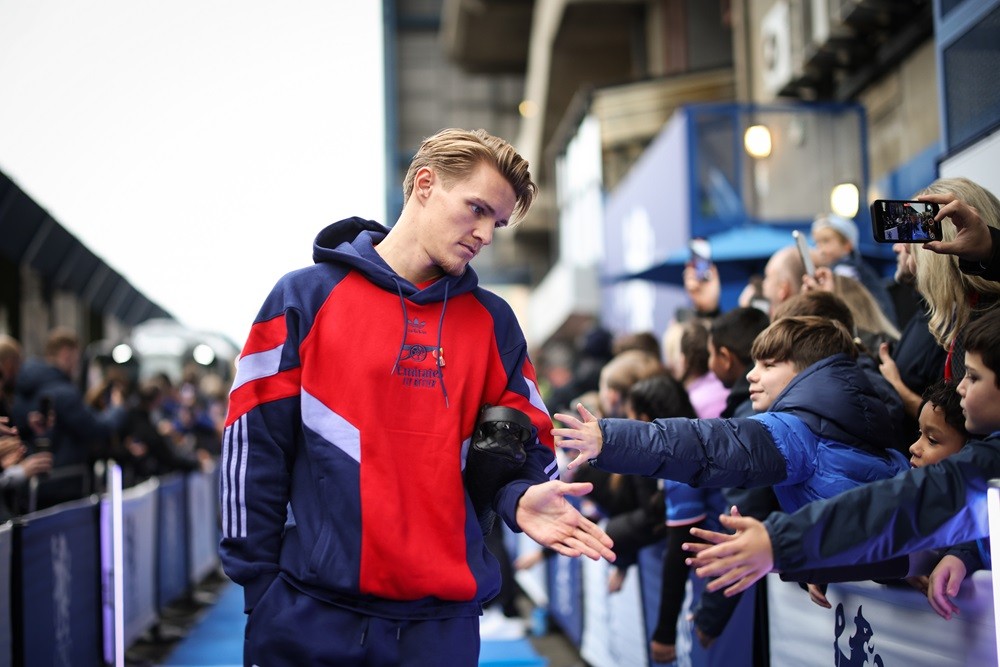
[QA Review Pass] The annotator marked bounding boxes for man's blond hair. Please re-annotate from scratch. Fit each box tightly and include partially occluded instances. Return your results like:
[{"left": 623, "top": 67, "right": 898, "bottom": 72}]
[{"left": 402, "top": 128, "right": 536, "bottom": 224}]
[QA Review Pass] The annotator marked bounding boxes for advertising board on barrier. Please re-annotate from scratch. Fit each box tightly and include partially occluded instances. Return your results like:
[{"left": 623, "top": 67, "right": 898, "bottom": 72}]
[
  {"left": 17, "top": 499, "right": 102, "bottom": 667},
  {"left": 768, "top": 573, "right": 997, "bottom": 666}
]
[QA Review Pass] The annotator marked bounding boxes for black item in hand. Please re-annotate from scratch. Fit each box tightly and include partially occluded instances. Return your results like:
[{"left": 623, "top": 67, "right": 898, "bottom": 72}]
[{"left": 465, "top": 405, "right": 533, "bottom": 534}]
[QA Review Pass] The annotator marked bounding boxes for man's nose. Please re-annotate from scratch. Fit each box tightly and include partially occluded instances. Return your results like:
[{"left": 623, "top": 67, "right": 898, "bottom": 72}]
[{"left": 474, "top": 220, "right": 494, "bottom": 246}]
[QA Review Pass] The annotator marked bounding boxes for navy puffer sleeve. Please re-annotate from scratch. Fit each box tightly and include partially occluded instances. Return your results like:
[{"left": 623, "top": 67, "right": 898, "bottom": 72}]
[
  {"left": 594, "top": 417, "right": 787, "bottom": 489},
  {"left": 766, "top": 437, "right": 1000, "bottom": 573}
]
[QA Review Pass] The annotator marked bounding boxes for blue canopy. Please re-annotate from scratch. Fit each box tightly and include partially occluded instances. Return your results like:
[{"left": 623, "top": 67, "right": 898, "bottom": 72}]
[{"left": 608, "top": 225, "right": 805, "bottom": 285}]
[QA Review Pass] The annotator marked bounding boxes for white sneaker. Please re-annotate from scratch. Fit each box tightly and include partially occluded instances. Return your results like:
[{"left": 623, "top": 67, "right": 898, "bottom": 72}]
[{"left": 479, "top": 608, "right": 526, "bottom": 640}]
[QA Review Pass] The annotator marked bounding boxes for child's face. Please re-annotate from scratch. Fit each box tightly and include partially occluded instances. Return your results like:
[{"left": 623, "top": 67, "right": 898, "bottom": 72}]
[
  {"left": 958, "top": 351, "right": 1000, "bottom": 435},
  {"left": 746, "top": 359, "right": 798, "bottom": 412},
  {"left": 908, "top": 402, "right": 967, "bottom": 468},
  {"left": 813, "top": 227, "right": 852, "bottom": 266}
]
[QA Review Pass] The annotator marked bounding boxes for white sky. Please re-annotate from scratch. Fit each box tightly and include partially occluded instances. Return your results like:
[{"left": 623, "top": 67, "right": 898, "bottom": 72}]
[{"left": 0, "top": 1, "right": 386, "bottom": 347}]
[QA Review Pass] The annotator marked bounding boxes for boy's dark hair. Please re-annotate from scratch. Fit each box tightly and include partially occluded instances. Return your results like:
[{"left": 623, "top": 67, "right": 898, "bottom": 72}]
[
  {"left": 710, "top": 307, "right": 772, "bottom": 365},
  {"left": 919, "top": 380, "right": 969, "bottom": 439},
  {"left": 772, "top": 291, "right": 856, "bottom": 336},
  {"left": 625, "top": 374, "right": 697, "bottom": 421},
  {"left": 751, "top": 316, "right": 857, "bottom": 369},
  {"left": 962, "top": 308, "right": 1000, "bottom": 387}
]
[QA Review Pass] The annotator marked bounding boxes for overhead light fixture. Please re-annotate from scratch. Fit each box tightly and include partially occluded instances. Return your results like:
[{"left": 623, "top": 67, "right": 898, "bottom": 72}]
[
  {"left": 830, "top": 182, "right": 860, "bottom": 218},
  {"left": 744, "top": 125, "right": 772, "bottom": 158},
  {"left": 111, "top": 343, "right": 133, "bottom": 364},
  {"left": 193, "top": 344, "right": 216, "bottom": 366}
]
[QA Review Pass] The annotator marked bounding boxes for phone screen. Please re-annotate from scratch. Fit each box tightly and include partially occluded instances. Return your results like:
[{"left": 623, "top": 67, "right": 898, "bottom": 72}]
[
  {"left": 792, "top": 230, "right": 815, "bottom": 277},
  {"left": 689, "top": 238, "right": 712, "bottom": 281},
  {"left": 870, "top": 200, "right": 941, "bottom": 243}
]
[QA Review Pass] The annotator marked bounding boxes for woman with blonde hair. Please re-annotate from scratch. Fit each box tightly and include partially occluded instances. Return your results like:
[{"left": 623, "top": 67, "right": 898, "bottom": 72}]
[{"left": 912, "top": 177, "right": 1000, "bottom": 380}]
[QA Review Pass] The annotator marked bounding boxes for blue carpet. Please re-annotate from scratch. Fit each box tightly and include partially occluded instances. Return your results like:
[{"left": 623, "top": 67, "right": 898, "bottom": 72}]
[{"left": 161, "top": 581, "right": 546, "bottom": 666}]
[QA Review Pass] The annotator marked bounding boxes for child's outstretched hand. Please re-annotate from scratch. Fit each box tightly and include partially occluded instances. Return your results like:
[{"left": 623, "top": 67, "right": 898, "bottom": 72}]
[
  {"left": 552, "top": 403, "right": 604, "bottom": 470},
  {"left": 682, "top": 509, "right": 775, "bottom": 597},
  {"left": 927, "top": 554, "right": 967, "bottom": 620}
]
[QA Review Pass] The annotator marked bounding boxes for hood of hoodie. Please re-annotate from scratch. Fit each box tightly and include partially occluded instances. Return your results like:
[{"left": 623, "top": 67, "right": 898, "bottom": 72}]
[
  {"left": 767, "top": 353, "right": 895, "bottom": 454},
  {"left": 312, "top": 217, "right": 480, "bottom": 304}
]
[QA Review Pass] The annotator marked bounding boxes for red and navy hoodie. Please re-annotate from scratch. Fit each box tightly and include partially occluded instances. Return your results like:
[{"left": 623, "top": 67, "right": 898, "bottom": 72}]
[{"left": 219, "top": 217, "right": 558, "bottom": 620}]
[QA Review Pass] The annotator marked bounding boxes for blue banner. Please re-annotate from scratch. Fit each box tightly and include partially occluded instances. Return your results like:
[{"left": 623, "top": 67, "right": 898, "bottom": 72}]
[
  {"left": 157, "top": 473, "right": 189, "bottom": 609},
  {"left": 547, "top": 553, "right": 583, "bottom": 646},
  {"left": 17, "top": 499, "right": 102, "bottom": 667},
  {"left": 0, "top": 522, "right": 11, "bottom": 667},
  {"left": 187, "top": 470, "right": 219, "bottom": 584},
  {"left": 121, "top": 479, "right": 159, "bottom": 648}
]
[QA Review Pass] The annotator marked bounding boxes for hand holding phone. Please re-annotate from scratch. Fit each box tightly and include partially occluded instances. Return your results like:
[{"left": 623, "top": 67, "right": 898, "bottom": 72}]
[
  {"left": 792, "top": 230, "right": 815, "bottom": 277},
  {"left": 870, "top": 200, "right": 942, "bottom": 243},
  {"left": 689, "top": 238, "right": 713, "bottom": 281}
]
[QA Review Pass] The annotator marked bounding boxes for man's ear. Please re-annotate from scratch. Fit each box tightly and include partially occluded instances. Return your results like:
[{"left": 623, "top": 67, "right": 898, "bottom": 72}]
[{"left": 413, "top": 166, "right": 436, "bottom": 202}]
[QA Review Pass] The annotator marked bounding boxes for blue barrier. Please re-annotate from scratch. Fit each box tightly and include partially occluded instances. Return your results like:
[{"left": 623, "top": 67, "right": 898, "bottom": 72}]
[
  {"left": 547, "top": 553, "right": 583, "bottom": 646},
  {"left": 157, "top": 473, "right": 189, "bottom": 609},
  {"left": 0, "top": 523, "right": 11, "bottom": 667},
  {"left": 15, "top": 498, "right": 102, "bottom": 667},
  {"left": 186, "top": 470, "right": 219, "bottom": 585},
  {"left": 768, "top": 573, "right": 997, "bottom": 665},
  {"left": 120, "top": 479, "right": 159, "bottom": 649}
]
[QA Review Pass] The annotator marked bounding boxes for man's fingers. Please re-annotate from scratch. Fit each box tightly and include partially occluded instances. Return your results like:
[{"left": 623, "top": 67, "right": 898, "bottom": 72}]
[{"left": 559, "top": 481, "right": 594, "bottom": 498}]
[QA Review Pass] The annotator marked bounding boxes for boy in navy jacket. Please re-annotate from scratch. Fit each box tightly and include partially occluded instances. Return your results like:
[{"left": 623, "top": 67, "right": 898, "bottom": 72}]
[{"left": 553, "top": 316, "right": 909, "bottom": 514}]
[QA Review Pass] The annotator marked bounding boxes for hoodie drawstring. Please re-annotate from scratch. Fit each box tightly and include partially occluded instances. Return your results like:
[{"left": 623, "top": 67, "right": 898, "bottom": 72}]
[
  {"left": 436, "top": 282, "right": 450, "bottom": 407},
  {"left": 390, "top": 279, "right": 409, "bottom": 377},
  {"left": 389, "top": 278, "right": 450, "bottom": 407}
]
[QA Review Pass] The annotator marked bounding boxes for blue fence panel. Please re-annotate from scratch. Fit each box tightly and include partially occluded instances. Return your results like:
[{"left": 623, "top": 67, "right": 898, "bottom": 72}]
[
  {"left": 547, "top": 553, "right": 583, "bottom": 646},
  {"left": 187, "top": 470, "right": 219, "bottom": 585},
  {"left": 157, "top": 473, "right": 189, "bottom": 609},
  {"left": 768, "top": 573, "right": 996, "bottom": 665},
  {"left": 16, "top": 498, "right": 102, "bottom": 667},
  {"left": 0, "top": 522, "right": 11, "bottom": 667},
  {"left": 121, "top": 479, "right": 159, "bottom": 649}
]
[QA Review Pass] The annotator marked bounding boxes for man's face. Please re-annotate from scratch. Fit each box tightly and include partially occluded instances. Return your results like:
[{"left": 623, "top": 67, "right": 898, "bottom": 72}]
[
  {"left": 812, "top": 227, "right": 852, "bottom": 266},
  {"left": 418, "top": 162, "right": 515, "bottom": 277},
  {"left": 760, "top": 256, "right": 782, "bottom": 309},
  {"left": 957, "top": 352, "right": 1000, "bottom": 435},
  {"left": 908, "top": 401, "right": 967, "bottom": 468},
  {"left": 746, "top": 358, "right": 798, "bottom": 412}
]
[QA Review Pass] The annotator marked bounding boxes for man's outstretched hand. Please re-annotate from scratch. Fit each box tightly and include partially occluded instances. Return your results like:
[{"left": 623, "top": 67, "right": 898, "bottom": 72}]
[{"left": 517, "top": 480, "right": 616, "bottom": 562}]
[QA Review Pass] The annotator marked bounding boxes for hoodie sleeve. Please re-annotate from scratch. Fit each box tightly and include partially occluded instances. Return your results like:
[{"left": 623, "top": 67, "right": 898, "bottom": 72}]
[
  {"left": 765, "top": 440, "right": 998, "bottom": 573},
  {"left": 594, "top": 416, "right": 788, "bottom": 489},
  {"left": 489, "top": 326, "right": 560, "bottom": 533},
  {"left": 219, "top": 286, "right": 304, "bottom": 613}
]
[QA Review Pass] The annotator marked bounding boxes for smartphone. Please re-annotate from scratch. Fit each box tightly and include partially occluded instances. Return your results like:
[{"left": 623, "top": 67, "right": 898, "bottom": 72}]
[
  {"left": 689, "top": 238, "right": 712, "bottom": 281},
  {"left": 792, "top": 230, "right": 815, "bottom": 277},
  {"left": 870, "top": 199, "right": 942, "bottom": 243}
]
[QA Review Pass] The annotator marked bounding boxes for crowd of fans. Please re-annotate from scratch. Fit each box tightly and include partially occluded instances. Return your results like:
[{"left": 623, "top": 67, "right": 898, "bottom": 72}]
[
  {"left": 523, "top": 177, "right": 1000, "bottom": 662},
  {"left": 0, "top": 327, "right": 227, "bottom": 519}
]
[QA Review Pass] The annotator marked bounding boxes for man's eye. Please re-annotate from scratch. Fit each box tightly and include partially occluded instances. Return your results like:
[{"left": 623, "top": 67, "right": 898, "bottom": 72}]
[
  {"left": 494, "top": 220, "right": 508, "bottom": 229},
  {"left": 471, "top": 204, "right": 484, "bottom": 215}
]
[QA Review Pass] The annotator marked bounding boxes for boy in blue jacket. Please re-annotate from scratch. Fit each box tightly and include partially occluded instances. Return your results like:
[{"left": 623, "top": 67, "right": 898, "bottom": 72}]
[
  {"left": 682, "top": 307, "right": 1000, "bottom": 601},
  {"left": 553, "top": 315, "right": 910, "bottom": 514}
]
